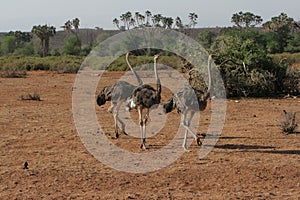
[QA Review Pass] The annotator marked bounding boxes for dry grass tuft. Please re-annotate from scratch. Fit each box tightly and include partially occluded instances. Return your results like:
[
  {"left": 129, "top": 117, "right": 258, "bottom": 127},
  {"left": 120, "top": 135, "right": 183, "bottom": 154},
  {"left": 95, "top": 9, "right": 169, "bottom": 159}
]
[
  {"left": 19, "top": 90, "right": 41, "bottom": 101},
  {"left": 280, "top": 110, "right": 298, "bottom": 134}
]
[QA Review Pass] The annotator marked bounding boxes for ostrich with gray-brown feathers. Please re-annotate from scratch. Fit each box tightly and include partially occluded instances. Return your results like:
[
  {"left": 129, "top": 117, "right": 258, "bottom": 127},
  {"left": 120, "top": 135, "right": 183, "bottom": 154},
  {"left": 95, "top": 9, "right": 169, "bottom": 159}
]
[
  {"left": 96, "top": 53, "right": 142, "bottom": 138},
  {"left": 163, "top": 55, "right": 213, "bottom": 151},
  {"left": 125, "top": 55, "right": 161, "bottom": 150}
]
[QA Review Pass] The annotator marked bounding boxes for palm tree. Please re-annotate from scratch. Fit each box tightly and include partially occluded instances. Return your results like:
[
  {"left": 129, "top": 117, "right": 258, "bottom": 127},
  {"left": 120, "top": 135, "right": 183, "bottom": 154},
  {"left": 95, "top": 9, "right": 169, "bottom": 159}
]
[
  {"left": 72, "top": 18, "right": 80, "bottom": 34},
  {"left": 152, "top": 14, "right": 162, "bottom": 27},
  {"left": 135, "top": 12, "right": 141, "bottom": 26},
  {"left": 165, "top": 17, "right": 174, "bottom": 29},
  {"left": 138, "top": 13, "right": 145, "bottom": 27},
  {"left": 129, "top": 18, "right": 136, "bottom": 28},
  {"left": 31, "top": 24, "right": 56, "bottom": 57},
  {"left": 63, "top": 20, "right": 72, "bottom": 32},
  {"left": 162, "top": 17, "right": 173, "bottom": 29},
  {"left": 62, "top": 18, "right": 80, "bottom": 37},
  {"left": 188, "top": 12, "right": 198, "bottom": 28},
  {"left": 145, "top": 10, "right": 152, "bottom": 26},
  {"left": 120, "top": 11, "right": 132, "bottom": 30},
  {"left": 175, "top": 16, "right": 184, "bottom": 29},
  {"left": 113, "top": 18, "right": 120, "bottom": 29}
]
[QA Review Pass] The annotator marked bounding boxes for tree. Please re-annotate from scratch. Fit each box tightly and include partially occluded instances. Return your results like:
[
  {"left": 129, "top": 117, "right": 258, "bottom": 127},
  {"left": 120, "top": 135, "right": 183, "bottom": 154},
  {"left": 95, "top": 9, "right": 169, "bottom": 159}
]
[
  {"left": 63, "top": 35, "right": 82, "bottom": 55},
  {"left": 0, "top": 35, "right": 17, "bottom": 55},
  {"left": 188, "top": 12, "right": 198, "bottom": 28},
  {"left": 285, "top": 32, "right": 300, "bottom": 52},
  {"left": 63, "top": 20, "right": 72, "bottom": 33},
  {"left": 197, "top": 30, "right": 217, "bottom": 49},
  {"left": 72, "top": 18, "right": 80, "bottom": 34},
  {"left": 145, "top": 10, "right": 152, "bottom": 27},
  {"left": 13, "top": 43, "right": 35, "bottom": 56},
  {"left": 175, "top": 17, "right": 184, "bottom": 29},
  {"left": 152, "top": 14, "right": 162, "bottom": 27},
  {"left": 231, "top": 11, "right": 263, "bottom": 28},
  {"left": 113, "top": 18, "right": 120, "bottom": 29},
  {"left": 62, "top": 18, "right": 80, "bottom": 38},
  {"left": 262, "top": 13, "right": 294, "bottom": 32},
  {"left": 31, "top": 24, "right": 56, "bottom": 57},
  {"left": 7, "top": 31, "right": 32, "bottom": 47},
  {"left": 120, "top": 12, "right": 133, "bottom": 30},
  {"left": 262, "top": 13, "right": 296, "bottom": 53},
  {"left": 210, "top": 34, "right": 275, "bottom": 97},
  {"left": 161, "top": 17, "right": 173, "bottom": 29}
]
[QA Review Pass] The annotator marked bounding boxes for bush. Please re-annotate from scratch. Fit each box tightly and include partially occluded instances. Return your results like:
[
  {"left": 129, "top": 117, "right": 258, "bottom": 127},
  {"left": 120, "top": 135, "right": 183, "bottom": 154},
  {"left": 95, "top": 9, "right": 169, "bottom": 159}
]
[
  {"left": 63, "top": 35, "right": 82, "bottom": 55},
  {"left": 283, "top": 69, "right": 300, "bottom": 95},
  {"left": 220, "top": 67, "right": 276, "bottom": 97},
  {"left": 0, "top": 69, "right": 26, "bottom": 78},
  {"left": 13, "top": 43, "right": 35, "bottom": 56},
  {"left": 1, "top": 35, "right": 17, "bottom": 55},
  {"left": 0, "top": 56, "right": 84, "bottom": 73},
  {"left": 19, "top": 90, "right": 41, "bottom": 101}
]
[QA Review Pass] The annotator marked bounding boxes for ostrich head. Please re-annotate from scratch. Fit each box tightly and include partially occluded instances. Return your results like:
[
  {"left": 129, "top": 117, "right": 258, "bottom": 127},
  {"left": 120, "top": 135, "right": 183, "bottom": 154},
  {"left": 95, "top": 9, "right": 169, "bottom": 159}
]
[
  {"left": 96, "top": 85, "right": 113, "bottom": 106},
  {"left": 96, "top": 94, "right": 106, "bottom": 106},
  {"left": 126, "top": 52, "right": 131, "bottom": 60}
]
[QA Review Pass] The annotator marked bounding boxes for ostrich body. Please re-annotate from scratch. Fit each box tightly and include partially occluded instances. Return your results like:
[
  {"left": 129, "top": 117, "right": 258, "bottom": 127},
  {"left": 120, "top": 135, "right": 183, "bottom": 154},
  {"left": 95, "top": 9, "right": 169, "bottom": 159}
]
[
  {"left": 126, "top": 55, "right": 161, "bottom": 150},
  {"left": 163, "top": 55, "right": 212, "bottom": 151},
  {"left": 96, "top": 53, "right": 142, "bottom": 138}
]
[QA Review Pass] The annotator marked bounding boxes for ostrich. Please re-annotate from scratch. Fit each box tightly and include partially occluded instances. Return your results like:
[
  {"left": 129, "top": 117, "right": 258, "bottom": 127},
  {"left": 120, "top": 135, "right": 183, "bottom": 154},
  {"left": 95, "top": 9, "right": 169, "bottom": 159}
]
[
  {"left": 96, "top": 53, "right": 142, "bottom": 138},
  {"left": 126, "top": 55, "right": 161, "bottom": 150},
  {"left": 163, "top": 55, "right": 213, "bottom": 151}
]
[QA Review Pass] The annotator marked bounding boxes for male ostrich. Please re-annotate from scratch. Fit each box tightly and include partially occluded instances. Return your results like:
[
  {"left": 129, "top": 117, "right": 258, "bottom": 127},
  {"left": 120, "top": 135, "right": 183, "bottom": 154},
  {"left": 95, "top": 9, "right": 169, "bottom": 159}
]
[
  {"left": 126, "top": 55, "right": 161, "bottom": 150},
  {"left": 163, "top": 55, "right": 213, "bottom": 151},
  {"left": 96, "top": 53, "right": 142, "bottom": 138}
]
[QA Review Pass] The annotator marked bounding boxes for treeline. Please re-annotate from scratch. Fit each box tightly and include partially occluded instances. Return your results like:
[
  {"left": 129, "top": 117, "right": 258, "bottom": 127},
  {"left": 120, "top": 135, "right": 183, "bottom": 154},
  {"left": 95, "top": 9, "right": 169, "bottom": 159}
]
[{"left": 0, "top": 11, "right": 300, "bottom": 97}]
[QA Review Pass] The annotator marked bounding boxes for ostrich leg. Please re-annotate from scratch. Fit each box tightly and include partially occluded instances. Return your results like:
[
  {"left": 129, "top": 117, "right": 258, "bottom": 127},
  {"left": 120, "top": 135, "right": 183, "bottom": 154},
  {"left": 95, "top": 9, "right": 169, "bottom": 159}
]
[
  {"left": 138, "top": 107, "right": 146, "bottom": 150},
  {"left": 181, "top": 111, "right": 201, "bottom": 151}
]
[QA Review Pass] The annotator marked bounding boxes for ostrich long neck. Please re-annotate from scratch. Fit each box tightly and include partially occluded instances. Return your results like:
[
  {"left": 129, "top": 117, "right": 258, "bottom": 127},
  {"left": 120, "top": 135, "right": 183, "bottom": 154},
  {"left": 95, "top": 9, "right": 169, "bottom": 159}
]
[
  {"left": 204, "top": 55, "right": 212, "bottom": 100},
  {"left": 126, "top": 53, "right": 143, "bottom": 86},
  {"left": 154, "top": 57, "right": 161, "bottom": 96}
]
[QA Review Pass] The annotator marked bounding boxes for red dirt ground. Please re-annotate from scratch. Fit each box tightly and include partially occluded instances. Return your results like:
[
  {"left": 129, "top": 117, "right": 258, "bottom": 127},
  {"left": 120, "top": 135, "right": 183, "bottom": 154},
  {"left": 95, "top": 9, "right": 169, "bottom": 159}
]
[{"left": 0, "top": 71, "right": 299, "bottom": 199}]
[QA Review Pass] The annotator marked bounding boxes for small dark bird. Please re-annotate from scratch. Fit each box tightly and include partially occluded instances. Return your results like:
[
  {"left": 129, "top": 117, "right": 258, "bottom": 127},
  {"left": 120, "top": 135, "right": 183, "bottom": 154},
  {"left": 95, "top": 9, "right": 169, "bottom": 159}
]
[{"left": 23, "top": 161, "right": 28, "bottom": 169}]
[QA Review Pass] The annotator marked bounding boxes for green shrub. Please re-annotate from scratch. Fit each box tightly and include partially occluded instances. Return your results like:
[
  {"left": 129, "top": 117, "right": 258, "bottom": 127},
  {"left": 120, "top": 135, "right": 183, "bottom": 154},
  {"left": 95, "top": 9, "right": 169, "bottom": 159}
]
[
  {"left": 63, "top": 35, "right": 82, "bottom": 55},
  {"left": 0, "top": 56, "right": 84, "bottom": 73}
]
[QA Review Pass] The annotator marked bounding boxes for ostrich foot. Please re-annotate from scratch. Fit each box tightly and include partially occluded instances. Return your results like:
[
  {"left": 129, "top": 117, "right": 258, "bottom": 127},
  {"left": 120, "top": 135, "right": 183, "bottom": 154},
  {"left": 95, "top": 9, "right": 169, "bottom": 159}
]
[
  {"left": 121, "top": 130, "right": 128, "bottom": 135},
  {"left": 115, "top": 131, "right": 119, "bottom": 139},
  {"left": 140, "top": 143, "right": 147, "bottom": 150},
  {"left": 183, "top": 145, "right": 190, "bottom": 152},
  {"left": 196, "top": 137, "right": 202, "bottom": 146}
]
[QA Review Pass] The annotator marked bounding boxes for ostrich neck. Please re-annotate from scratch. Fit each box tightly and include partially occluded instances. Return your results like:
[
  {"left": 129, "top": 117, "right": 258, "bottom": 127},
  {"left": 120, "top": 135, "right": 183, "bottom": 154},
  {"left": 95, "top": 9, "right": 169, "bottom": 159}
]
[
  {"left": 204, "top": 56, "right": 212, "bottom": 100},
  {"left": 154, "top": 59, "right": 161, "bottom": 99},
  {"left": 154, "top": 59, "right": 161, "bottom": 85},
  {"left": 126, "top": 55, "right": 143, "bottom": 86}
]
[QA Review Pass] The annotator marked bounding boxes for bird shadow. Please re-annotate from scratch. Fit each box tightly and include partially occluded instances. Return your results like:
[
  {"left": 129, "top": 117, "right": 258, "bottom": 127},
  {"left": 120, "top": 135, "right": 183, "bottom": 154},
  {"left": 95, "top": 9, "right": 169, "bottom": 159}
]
[
  {"left": 282, "top": 131, "right": 300, "bottom": 135},
  {"left": 205, "top": 143, "right": 300, "bottom": 155},
  {"left": 200, "top": 133, "right": 249, "bottom": 140},
  {"left": 212, "top": 144, "right": 275, "bottom": 150},
  {"left": 252, "top": 149, "right": 300, "bottom": 155}
]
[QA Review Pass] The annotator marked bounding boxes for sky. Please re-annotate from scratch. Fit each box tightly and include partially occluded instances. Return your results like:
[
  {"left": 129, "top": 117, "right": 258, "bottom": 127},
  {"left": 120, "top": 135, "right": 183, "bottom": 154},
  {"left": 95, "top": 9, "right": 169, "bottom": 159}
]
[{"left": 0, "top": 0, "right": 299, "bottom": 32}]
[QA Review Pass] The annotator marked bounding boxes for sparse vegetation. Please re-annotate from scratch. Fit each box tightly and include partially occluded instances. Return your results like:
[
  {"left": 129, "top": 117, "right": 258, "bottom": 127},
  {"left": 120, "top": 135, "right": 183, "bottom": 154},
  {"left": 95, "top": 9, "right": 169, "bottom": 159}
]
[
  {"left": 19, "top": 90, "right": 41, "bottom": 101},
  {"left": 0, "top": 55, "right": 83, "bottom": 73},
  {"left": 280, "top": 110, "right": 298, "bottom": 134},
  {"left": 0, "top": 69, "right": 26, "bottom": 78}
]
